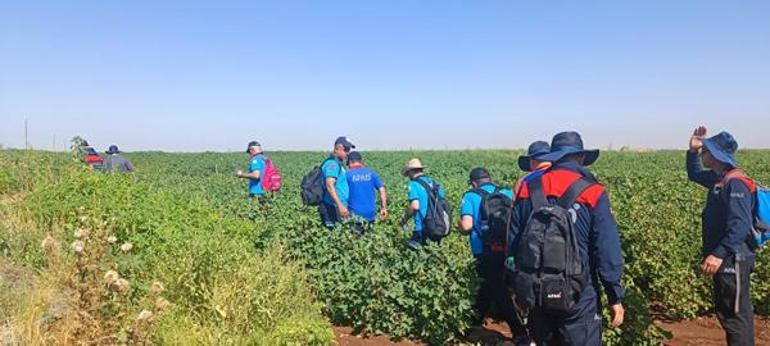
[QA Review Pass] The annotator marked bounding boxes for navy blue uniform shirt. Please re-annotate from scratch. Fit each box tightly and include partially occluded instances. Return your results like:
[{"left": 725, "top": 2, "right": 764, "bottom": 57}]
[
  {"left": 686, "top": 151, "right": 755, "bottom": 259},
  {"left": 507, "top": 161, "right": 625, "bottom": 305}
]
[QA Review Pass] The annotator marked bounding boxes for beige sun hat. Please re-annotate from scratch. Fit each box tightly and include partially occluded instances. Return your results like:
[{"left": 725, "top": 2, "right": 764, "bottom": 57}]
[{"left": 401, "top": 158, "right": 428, "bottom": 176}]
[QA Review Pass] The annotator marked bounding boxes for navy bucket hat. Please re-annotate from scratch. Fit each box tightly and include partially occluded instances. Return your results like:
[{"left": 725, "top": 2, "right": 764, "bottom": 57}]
[
  {"left": 537, "top": 131, "right": 600, "bottom": 166},
  {"left": 702, "top": 131, "right": 738, "bottom": 168},
  {"left": 518, "top": 141, "right": 551, "bottom": 172},
  {"left": 106, "top": 145, "right": 121, "bottom": 154}
]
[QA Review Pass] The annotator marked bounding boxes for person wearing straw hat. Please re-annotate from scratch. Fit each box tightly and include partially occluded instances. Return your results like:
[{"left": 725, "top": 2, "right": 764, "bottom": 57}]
[
  {"left": 236, "top": 140, "right": 267, "bottom": 200},
  {"left": 399, "top": 158, "right": 445, "bottom": 249},
  {"left": 102, "top": 145, "right": 134, "bottom": 173},
  {"left": 687, "top": 126, "right": 757, "bottom": 346},
  {"left": 513, "top": 140, "right": 552, "bottom": 196},
  {"left": 506, "top": 131, "right": 624, "bottom": 345}
]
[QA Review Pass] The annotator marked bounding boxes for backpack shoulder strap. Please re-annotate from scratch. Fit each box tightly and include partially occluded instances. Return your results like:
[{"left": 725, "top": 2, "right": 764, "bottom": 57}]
[
  {"left": 557, "top": 178, "right": 595, "bottom": 209},
  {"left": 413, "top": 177, "right": 437, "bottom": 199},
  {"left": 528, "top": 176, "right": 548, "bottom": 210},
  {"left": 321, "top": 158, "right": 343, "bottom": 175}
]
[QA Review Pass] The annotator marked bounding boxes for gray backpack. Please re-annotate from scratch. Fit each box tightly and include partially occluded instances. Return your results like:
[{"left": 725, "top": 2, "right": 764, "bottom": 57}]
[{"left": 511, "top": 176, "right": 592, "bottom": 315}]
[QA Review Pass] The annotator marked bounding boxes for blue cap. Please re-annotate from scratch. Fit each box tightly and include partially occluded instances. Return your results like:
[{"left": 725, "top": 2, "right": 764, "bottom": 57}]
[
  {"left": 246, "top": 140, "right": 261, "bottom": 153},
  {"left": 334, "top": 136, "right": 356, "bottom": 150},
  {"left": 537, "top": 131, "right": 599, "bottom": 166},
  {"left": 518, "top": 141, "right": 551, "bottom": 172},
  {"left": 106, "top": 145, "right": 121, "bottom": 154},
  {"left": 702, "top": 131, "right": 738, "bottom": 168},
  {"left": 348, "top": 151, "right": 363, "bottom": 162}
]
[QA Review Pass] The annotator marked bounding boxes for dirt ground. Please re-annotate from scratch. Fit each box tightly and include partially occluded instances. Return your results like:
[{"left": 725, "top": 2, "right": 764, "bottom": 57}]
[
  {"left": 335, "top": 316, "right": 770, "bottom": 345},
  {"left": 658, "top": 316, "right": 770, "bottom": 346}
]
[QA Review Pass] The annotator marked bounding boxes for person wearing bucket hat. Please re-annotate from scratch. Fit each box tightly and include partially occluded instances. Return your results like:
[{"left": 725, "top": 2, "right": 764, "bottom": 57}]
[
  {"left": 458, "top": 168, "right": 526, "bottom": 340},
  {"left": 317, "top": 136, "right": 354, "bottom": 228},
  {"left": 102, "top": 145, "right": 134, "bottom": 173},
  {"left": 399, "top": 158, "right": 446, "bottom": 249},
  {"left": 235, "top": 141, "right": 268, "bottom": 200},
  {"left": 687, "top": 126, "right": 757, "bottom": 345},
  {"left": 505, "top": 131, "right": 625, "bottom": 345},
  {"left": 514, "top": 141, "right": 553, "bottom": 196}
]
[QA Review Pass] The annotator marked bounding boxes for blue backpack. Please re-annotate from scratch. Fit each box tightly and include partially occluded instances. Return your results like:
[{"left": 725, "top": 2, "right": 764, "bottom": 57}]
[
  {"left": 755, "top": 187, "right": 770, "bottom": 247},
  {"left": 724, "top": 171, "right": 770, "bottom": 248}
]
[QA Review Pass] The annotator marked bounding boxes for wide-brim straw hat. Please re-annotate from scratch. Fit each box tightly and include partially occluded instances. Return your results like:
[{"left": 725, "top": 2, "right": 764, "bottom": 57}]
[{"left": 401, "top": 158, "right": 428, "bottom": 176}]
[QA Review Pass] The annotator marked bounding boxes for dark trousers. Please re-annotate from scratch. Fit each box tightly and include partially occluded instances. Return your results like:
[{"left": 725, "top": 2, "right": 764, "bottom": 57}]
[
  {"left": 529, "top": 290, "right": 602, "bottom": 346},
  {"left": 714, "top": 254, "right": 755, "bottom": 346},
  {"left": 475, "top": 253, "right": 527, "bottom": 338},
  {"left": 318, "top": 203, "right": 340, "bottom": 229}
]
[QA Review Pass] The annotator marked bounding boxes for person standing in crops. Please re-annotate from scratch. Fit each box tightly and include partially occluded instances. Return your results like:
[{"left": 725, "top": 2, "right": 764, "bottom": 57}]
[
  {"left": 513, "top": 141, "right": 552, "bottom": 197},
  {"left": 345, "top": 151, "right": 388, "bottom": 232},
  {"left": 102, "top": 145, "right": 134, "bottom": 173},
  {"left": 458, "top": 167, "right": 527, "bottom": 341},
  {"left": 399, "top": 158, "right": 445, "bottom": 249},
  {"left": 506, "top": 131, "right": 625, "bottom": 346},
  {"left": 236, "top": 141, "right": 267, "bottom": 201},
  {"left": 687, "top": 126, "right": 757, "bottom": 346},
  {"left": 318, "top": 136, "right": 354, "bottom": 229}
]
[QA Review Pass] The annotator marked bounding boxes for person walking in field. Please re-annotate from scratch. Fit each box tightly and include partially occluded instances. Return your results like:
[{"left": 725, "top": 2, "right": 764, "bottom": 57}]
[
  {"left": 458, "top": 167, "right": 527, "bottom": 341},
  {"left": 345, "top": 151, "right": 388, "bottom": 232},
  {"left": 102, "top": 145, "right": 134, "bottom": 173},
  {"left": 687, "top": 126, "right": 757, "bottom": 346},
  {"left": 399, "top": 158, "right": 448, "bottom": 250},
  {"left": 514, "top": 141, "right": 552, "bottom": 196},
  {"left": 75, "top": 139, "right": 104, "bottom": 171},
  {"left": 506, "top": 131, "right": 625, "bottom": 346},
  {"left": 318, "top": 136, "right": 354, "bottom": 229},
  {"left": 236, "top": 140, "right": 268, "bottom": 201}
]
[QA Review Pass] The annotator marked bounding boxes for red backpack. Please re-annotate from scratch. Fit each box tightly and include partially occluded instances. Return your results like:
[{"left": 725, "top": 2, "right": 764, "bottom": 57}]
[{"left": 261, "top": 158, "right": 282, "bottom": 192}]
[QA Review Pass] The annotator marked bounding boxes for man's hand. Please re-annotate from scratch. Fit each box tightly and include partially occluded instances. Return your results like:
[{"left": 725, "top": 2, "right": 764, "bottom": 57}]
[
  {"left": 379, "top": 208, "right": 388, "bottom": 221},
  {"left": 337, "top": 205, "right": 350, "bottom": 218},
  {"left": 702, "top": 254, "right": 723, "bottom": 276},
  {"left": 610, "top": 303, "right": 625, "bottom": 328},
  {"left": 690, "top": 126, "right": 707, "bottom": 152},
  {"left": 235, "top": 170, "right": 245, "bottom": 178}
]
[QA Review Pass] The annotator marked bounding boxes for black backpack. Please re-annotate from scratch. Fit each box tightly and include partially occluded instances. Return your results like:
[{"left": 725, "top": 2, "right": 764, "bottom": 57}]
[
  {"left": 472, "top": 185, "right": 513, "bottom": 254},
  {"left": 510, "top": 176, "right": 592, "bottom": 315},
  {"left": 413, "top": 177, "right": 452, "bottom": 241},
  {"left": 300, "top": 158, "right": 340, "bottom": 206}
]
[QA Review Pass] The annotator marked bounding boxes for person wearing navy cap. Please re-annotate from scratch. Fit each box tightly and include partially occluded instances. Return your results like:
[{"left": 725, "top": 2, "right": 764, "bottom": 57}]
[
  {"left": 318, "top": 136, "right": 355, "bottom": 228},
  {"left": 506, "top": 131, "right": 625, "bottom": 346},
  {"left": 346, "top": 151, "right": 388, "bottom": 232},
  {"left": 236, "top": 141, "right": 267, "bottom": 200},
  {"left": 687, "top": 126, "right": 757, "bottom": 346}
]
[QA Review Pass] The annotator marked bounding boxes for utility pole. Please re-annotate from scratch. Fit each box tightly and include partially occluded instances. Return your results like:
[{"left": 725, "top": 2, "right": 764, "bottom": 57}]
[
  {"left": 53, "top": 134, "right": 56, "bottom": 151},
  {"left": 24, "top": 119, "right": 29, "bottom": 150}
]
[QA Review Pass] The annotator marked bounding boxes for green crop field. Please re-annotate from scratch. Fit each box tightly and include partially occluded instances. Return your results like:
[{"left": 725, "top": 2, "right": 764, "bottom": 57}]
[{"left": 1, "top": 148, "right": 768, "bottom": 345}]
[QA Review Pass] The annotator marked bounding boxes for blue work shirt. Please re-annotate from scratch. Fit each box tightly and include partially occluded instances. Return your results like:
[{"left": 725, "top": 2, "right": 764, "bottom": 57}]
[
  {"left": 322, "top": 157, "right": 349, "bottom": 206},
  {"left": 346, "top": 165, "right": 384, "bottom": 222},
  {"left": 407, "top": 175, "right": 445, "bottom": 232},
  {"left": 460, "top": 183, "right": 513, "bottom": 256},
  {"left": 686, "top": 151, "right": 756, "bottom": 259},
  {"left": 248, "top": 154, "right": 266, "bottom": 196}
]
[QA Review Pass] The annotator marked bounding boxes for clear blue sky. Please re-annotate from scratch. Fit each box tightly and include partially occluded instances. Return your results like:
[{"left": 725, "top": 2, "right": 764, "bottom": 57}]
[{"left": 1, "top": 1, "right": 769, "bottom": 151}]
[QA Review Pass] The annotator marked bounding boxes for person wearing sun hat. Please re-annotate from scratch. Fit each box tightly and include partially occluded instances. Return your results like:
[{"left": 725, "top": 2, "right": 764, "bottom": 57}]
[
  {"left": 102, "top": 145, "right": 134, "bottom": 173},
  {"left": 506, "top": 131, "right": 625, "bottom": 345},
  {"left": 399, "top": 158, "right": 446, "bottom": 249},
  {"left": 514, "top": 140, "right": 552, "bottom": 196},
  {"left": 687, "top": 126, "right": 757, "bottom": 346}
]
